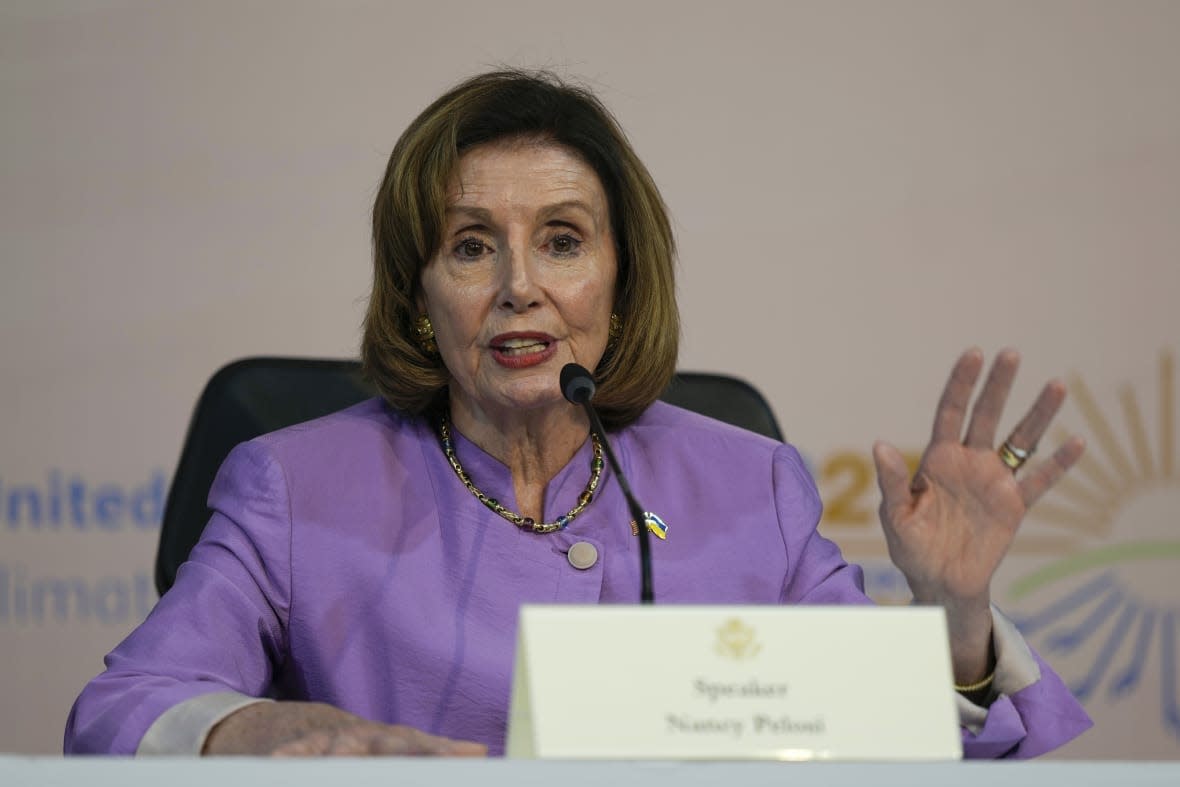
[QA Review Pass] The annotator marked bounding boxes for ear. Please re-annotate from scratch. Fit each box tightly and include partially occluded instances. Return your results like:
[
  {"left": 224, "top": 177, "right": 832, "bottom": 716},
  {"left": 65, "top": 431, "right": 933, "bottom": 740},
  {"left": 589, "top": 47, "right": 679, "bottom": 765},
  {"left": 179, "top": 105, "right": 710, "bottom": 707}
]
[{"left": 414, "top": 287, "right": 427, "bottom": 315}]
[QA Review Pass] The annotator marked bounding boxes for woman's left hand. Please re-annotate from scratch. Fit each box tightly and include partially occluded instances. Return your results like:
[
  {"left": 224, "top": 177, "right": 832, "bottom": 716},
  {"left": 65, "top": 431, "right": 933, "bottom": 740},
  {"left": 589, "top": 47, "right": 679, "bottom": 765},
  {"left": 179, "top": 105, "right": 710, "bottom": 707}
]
[{"left": 871, "top": 348, "right": 1085, "bottom": 683}]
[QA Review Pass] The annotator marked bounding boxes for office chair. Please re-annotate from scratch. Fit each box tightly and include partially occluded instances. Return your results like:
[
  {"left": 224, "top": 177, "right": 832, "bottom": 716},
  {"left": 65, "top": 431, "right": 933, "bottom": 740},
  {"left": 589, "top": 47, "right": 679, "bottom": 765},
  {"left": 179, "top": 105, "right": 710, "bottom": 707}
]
[{"left": 155, "top": 357, "right": 784, "bottom": 594}]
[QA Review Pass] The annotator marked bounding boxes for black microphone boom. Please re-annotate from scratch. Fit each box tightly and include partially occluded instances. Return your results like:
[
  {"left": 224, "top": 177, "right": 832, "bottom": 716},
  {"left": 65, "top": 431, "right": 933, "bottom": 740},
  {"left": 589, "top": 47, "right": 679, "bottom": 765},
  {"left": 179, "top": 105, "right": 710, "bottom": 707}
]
[
  {"left": 560, "top": 363, "right": 654, "bottom": 604},
  {"left": 560, "top": 363, "right": 597, "bottom": 405}
]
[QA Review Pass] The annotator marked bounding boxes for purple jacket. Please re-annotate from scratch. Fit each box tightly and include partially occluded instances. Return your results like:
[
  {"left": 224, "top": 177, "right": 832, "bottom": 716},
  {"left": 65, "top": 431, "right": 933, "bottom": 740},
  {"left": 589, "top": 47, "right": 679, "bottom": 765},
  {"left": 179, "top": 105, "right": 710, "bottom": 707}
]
[{"left": 64, "top": 400, "right": 1091, "bottom": 757}]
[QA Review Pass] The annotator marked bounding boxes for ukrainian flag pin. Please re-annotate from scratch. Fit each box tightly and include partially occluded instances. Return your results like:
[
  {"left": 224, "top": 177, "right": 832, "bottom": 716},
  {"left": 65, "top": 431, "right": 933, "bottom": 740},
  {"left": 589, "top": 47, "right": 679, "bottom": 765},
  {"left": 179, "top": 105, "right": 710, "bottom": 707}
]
[{"left": 630, "top": 511, "right": 669, "bottom": 540}]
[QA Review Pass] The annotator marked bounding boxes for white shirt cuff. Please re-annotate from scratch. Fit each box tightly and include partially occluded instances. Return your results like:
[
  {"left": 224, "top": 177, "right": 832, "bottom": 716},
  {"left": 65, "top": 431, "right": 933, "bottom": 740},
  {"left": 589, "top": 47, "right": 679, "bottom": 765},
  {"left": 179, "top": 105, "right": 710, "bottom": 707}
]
[
  {"left": 956, "top": 604, "right": 1041, "bottom": 733},
  {"left": 136, "top": 692, "right": 272, "bottom": 756}
]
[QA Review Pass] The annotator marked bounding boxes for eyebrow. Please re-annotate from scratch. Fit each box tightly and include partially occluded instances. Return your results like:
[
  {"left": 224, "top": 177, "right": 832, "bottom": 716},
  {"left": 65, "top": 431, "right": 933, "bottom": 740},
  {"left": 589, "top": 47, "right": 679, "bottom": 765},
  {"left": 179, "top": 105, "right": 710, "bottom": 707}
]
[
  {"left": 444, "top": 205, "right": 494, "bottom": 225},
  {"left": 538, "top": 200, "right": 599, "bottom": 225},
  {"left": 444, "top": 200, "right": 601, "bottom": 228}
]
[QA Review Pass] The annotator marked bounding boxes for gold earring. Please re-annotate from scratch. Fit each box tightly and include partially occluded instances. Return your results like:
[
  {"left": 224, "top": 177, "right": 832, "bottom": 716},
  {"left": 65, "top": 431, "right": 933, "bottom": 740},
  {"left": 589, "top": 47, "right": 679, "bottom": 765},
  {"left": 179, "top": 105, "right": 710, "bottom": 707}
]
[
  {"left": 414, "top": 314, "right": 438, "bottom": 355},
  {"left": 609, "top": 312, "right": 622, "bottom": 340}
]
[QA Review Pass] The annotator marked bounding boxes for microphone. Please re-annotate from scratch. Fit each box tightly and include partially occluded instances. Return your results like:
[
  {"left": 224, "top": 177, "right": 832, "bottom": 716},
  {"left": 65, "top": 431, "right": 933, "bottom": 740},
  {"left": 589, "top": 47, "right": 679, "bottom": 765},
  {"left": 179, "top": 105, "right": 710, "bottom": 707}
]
[
  {"left": 561, "top": 363, "right": 654, "bottom": 604},
  {"left": 560, "top": 363, "right": 597, "bottom": 405}
]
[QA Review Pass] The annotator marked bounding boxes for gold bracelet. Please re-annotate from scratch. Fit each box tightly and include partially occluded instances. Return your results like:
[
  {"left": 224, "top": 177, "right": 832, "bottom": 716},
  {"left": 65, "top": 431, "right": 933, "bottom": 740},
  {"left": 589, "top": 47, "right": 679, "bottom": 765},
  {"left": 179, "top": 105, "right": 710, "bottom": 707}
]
[{"left": 954, "top": 671, "right": 995, "bottom": 693}]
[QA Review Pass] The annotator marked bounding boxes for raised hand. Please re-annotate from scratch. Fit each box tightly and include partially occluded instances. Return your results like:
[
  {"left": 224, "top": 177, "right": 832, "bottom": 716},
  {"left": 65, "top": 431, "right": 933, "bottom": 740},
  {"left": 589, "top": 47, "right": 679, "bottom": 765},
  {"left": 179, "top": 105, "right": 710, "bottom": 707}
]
[{"left": 871, "top": 348, "right": 1085, "bottom": 682}]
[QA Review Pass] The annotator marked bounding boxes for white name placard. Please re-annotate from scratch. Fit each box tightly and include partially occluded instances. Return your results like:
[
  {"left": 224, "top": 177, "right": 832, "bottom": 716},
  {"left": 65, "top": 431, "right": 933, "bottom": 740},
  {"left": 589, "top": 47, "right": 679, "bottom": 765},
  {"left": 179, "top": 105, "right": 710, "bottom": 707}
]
[{"left": 506, "top": 605, "right": 962, "bottom": 761}]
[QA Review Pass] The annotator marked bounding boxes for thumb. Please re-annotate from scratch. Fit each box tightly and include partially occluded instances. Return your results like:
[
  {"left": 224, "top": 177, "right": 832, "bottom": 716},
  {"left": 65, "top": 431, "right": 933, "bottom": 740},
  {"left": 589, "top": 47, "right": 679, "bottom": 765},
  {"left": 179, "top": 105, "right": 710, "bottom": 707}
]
[{"left": 872, "top": 440, "right": 912, "bottom": 523}]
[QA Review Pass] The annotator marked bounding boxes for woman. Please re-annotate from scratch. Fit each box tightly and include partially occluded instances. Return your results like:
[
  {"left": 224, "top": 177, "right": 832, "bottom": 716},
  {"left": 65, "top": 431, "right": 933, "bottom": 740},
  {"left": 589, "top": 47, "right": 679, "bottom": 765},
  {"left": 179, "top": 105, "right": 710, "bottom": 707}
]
[{"left": 64, "top": 70, "right": 1091, "bottom": 758}]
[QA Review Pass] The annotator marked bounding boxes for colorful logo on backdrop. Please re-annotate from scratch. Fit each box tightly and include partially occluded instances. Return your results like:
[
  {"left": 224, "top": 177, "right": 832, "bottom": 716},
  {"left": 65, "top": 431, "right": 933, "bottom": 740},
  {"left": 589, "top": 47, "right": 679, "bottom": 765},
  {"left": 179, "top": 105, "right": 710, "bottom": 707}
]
[
  {"left": 818, "top": 349, "right": 1180, "bottom": 742},
  {"left": 1007, "top": 349, "right": 1180, "bottom": 738}
]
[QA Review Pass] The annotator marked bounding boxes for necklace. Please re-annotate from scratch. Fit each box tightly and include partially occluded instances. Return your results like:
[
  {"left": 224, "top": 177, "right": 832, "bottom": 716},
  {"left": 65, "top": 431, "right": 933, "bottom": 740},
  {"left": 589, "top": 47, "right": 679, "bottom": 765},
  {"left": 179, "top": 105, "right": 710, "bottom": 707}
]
[{"left": 437, "top": 416, "right": 605, "bottom": 534}]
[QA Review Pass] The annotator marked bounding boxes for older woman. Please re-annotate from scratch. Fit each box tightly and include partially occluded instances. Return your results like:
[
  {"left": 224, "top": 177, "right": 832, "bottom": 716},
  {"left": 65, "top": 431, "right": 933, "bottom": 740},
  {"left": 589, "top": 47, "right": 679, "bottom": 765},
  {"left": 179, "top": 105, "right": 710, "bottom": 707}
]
[{"left": 65, "top": 71, "right": 1090, "bottom": 758}]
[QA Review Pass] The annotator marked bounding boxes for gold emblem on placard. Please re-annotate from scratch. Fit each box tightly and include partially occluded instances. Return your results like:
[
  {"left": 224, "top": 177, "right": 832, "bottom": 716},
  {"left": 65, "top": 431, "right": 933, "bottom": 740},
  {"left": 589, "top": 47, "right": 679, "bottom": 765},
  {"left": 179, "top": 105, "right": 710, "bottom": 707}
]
[{"left": 716, "top": 618, "right": 761, "bottom": 660}]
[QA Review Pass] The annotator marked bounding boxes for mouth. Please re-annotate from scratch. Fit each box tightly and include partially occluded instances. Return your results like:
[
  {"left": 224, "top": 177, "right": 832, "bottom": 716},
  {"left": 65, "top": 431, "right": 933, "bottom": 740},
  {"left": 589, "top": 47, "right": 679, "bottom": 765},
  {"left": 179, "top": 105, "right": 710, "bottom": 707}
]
[
  {"left": 492, "top": 336, "right": 551, "bottom": 355},
  {"left": 489, "top": 332, "right": 557, "bottom": 368}
]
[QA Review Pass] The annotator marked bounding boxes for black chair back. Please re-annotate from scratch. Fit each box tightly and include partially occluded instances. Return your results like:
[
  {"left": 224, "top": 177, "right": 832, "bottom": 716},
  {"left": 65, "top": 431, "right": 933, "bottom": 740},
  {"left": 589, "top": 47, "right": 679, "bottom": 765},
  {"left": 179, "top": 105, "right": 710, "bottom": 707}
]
[{"left": 155, "top": 357, "right": 783, "bottom": 594}]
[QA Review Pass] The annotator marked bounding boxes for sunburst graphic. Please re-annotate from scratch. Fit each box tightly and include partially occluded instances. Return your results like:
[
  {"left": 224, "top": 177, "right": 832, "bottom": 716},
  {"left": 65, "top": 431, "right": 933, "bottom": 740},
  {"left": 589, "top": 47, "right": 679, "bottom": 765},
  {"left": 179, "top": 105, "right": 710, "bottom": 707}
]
[{"left": 1009, "top": 349, "right": 1180, "bottom": 738}]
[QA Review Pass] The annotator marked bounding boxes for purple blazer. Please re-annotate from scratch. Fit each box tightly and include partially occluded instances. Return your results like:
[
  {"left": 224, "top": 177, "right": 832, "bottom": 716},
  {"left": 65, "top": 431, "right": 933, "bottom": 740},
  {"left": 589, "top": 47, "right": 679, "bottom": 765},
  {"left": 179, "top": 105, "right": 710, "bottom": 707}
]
[{"left": 64, "top": 400, "right": 1091, "bottom": 756}]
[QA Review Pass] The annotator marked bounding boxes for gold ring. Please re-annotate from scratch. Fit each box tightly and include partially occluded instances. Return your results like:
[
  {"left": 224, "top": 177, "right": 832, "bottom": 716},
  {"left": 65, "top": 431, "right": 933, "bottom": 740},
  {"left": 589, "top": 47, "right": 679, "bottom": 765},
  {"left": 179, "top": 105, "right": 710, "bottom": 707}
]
[{"left": 998, "top": 440, "right": 1031, "bottom": 472}]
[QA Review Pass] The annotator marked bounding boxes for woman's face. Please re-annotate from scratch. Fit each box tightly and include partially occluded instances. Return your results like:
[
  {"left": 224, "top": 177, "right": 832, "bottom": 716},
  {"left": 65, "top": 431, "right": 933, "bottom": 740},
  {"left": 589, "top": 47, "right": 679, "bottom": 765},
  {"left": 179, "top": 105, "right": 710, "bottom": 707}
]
[{"left": 418, "top": 140, "right": 618, "bottom": 423}]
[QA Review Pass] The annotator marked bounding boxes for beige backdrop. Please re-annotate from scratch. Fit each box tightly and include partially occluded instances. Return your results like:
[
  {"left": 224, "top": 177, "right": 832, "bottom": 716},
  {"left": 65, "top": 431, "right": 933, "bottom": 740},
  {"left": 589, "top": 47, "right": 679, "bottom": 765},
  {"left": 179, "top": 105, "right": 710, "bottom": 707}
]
[{"left": 1, "top": 0, "right": 1178, "bottom": 758}]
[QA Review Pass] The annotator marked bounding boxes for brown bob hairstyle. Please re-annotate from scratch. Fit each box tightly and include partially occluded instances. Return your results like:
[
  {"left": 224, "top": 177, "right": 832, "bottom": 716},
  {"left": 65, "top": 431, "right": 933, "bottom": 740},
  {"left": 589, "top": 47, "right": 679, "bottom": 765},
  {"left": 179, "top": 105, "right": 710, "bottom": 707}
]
[{"left": 361, "top": 69, "right": 679, "bottom": 429}]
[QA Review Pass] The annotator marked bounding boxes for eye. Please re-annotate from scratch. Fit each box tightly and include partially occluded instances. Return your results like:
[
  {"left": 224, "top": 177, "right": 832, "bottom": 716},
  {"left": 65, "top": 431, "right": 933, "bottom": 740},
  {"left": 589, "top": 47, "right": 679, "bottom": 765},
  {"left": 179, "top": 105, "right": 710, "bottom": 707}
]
[
  {"left": 455, "top": 237, "right": 489, "bottom": 259},
  {"left": 550, "top": 234, "right": 581, "bottom": 256}
]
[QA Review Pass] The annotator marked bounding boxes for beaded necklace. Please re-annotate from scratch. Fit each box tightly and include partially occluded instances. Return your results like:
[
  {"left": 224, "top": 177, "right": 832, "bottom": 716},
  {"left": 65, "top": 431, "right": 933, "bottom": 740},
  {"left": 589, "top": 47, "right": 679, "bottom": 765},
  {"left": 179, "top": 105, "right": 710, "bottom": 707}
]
[{"left": 437, "top": 416, "right": 605, "bottom": 534}]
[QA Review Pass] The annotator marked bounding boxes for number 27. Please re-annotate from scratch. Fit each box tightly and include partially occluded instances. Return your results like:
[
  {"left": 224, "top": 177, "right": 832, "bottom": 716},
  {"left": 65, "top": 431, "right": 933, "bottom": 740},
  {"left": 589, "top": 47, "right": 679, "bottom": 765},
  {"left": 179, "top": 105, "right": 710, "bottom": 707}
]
[{"left": 819, "top": 451, "right": 920, "bottom": 526}]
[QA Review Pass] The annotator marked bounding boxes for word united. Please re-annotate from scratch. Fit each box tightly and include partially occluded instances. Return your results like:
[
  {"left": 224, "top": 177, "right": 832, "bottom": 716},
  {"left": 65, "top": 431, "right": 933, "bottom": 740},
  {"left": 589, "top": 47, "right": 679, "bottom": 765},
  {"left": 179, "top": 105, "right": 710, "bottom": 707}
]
[{"left": 0, "top": 470, "right": 166, "bottom": 531}]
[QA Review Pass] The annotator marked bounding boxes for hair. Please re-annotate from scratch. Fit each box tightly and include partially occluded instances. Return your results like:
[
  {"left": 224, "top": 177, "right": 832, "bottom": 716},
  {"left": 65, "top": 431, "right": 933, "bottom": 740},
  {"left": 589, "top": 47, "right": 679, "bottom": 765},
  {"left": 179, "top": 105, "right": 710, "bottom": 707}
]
[{"left": 362, "top": 69, "right": 679, "bottom": 429}]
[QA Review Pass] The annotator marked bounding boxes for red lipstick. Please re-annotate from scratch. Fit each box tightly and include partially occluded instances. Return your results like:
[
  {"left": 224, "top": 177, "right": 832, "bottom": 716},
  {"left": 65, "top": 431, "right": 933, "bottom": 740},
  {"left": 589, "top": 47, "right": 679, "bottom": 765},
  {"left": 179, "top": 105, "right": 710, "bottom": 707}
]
[{"left": 489, "top": 332, "right": 558, "bottom": 369}]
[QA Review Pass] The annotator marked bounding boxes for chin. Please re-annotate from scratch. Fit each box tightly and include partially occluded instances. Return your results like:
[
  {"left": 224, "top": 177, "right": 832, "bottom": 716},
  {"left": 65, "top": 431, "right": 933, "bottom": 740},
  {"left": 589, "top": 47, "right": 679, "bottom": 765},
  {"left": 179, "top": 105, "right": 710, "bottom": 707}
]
[{"left": 488, "top": 379, "right": 566, "bottom": 413}]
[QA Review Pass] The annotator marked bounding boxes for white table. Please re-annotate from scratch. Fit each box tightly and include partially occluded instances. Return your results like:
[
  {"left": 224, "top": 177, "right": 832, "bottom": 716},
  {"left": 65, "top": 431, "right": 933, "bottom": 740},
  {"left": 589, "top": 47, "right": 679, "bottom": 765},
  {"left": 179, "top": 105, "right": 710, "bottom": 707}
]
[{"left": 4, "top": 757, "right": 1180, "bottom": 787}]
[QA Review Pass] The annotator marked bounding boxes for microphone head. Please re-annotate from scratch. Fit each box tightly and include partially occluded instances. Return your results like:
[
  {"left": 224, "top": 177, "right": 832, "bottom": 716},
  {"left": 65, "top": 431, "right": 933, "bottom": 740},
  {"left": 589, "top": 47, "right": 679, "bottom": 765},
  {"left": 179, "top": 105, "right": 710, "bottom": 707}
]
[{"left": 560, "top": 363, "right": 596, "bottom": 404}]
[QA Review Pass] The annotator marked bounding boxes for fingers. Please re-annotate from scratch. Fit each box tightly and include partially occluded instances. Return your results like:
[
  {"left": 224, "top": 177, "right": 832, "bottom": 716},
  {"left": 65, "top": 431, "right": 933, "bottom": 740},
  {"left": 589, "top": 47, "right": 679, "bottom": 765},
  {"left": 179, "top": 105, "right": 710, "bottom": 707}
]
[
  {"left": 1019, "top": 435, "right": 1086, "bottom": 507},
  {"left": 366, "top": 725, "right": 449, "bottom": 755},
  {"left": 272, "top": 723, "right": 487, "bottom": 757},
  {"left": 381, "top": 726, "right": 487, "bottom": 757},
  {"left": 272, "top": 729, "right": 339, "bottom": 755},
  {"left": 935, "top": 348, "right": 1064, "bottom": 456},
  {"left": 963, "top": 349, "right": 1020, "bottom": 448},
  {"left": 1003, "top": 378, "right": 1068, "bottom": 454},
  {"left": 931, "top": 348, "right": 984, "bottom": 444},
  {"left": 872, "top": 440, "right": 913, "bottom": 525},
  {"left": 440, "top": 739, "right": 491, "bottom": 757}
]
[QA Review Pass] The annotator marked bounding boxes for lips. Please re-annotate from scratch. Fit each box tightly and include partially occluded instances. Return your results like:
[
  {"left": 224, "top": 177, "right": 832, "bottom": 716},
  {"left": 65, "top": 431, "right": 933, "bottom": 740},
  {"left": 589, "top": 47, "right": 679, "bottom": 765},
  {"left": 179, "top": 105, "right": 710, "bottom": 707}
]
[
  {"left": 494, "top": 337, "right": 549, "bottom": 355},
  {"left": 489, "top": 332, "right": 557, "bottom": 368}
]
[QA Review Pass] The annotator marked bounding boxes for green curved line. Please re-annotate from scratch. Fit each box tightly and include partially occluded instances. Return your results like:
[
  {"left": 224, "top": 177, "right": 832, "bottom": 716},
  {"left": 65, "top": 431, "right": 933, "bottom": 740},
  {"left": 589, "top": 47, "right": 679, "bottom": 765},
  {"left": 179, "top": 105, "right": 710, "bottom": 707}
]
[{"left": 1008, "top": 541, "right": 1180, "bottom": 600}]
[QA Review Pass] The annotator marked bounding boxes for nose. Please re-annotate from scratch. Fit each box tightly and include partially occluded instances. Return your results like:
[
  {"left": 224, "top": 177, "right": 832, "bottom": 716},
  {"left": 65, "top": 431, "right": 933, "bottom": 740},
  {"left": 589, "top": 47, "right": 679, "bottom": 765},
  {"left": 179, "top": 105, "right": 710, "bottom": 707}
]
[{"left": 497, "top": 238, "right": 542, "bottom": 313}]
